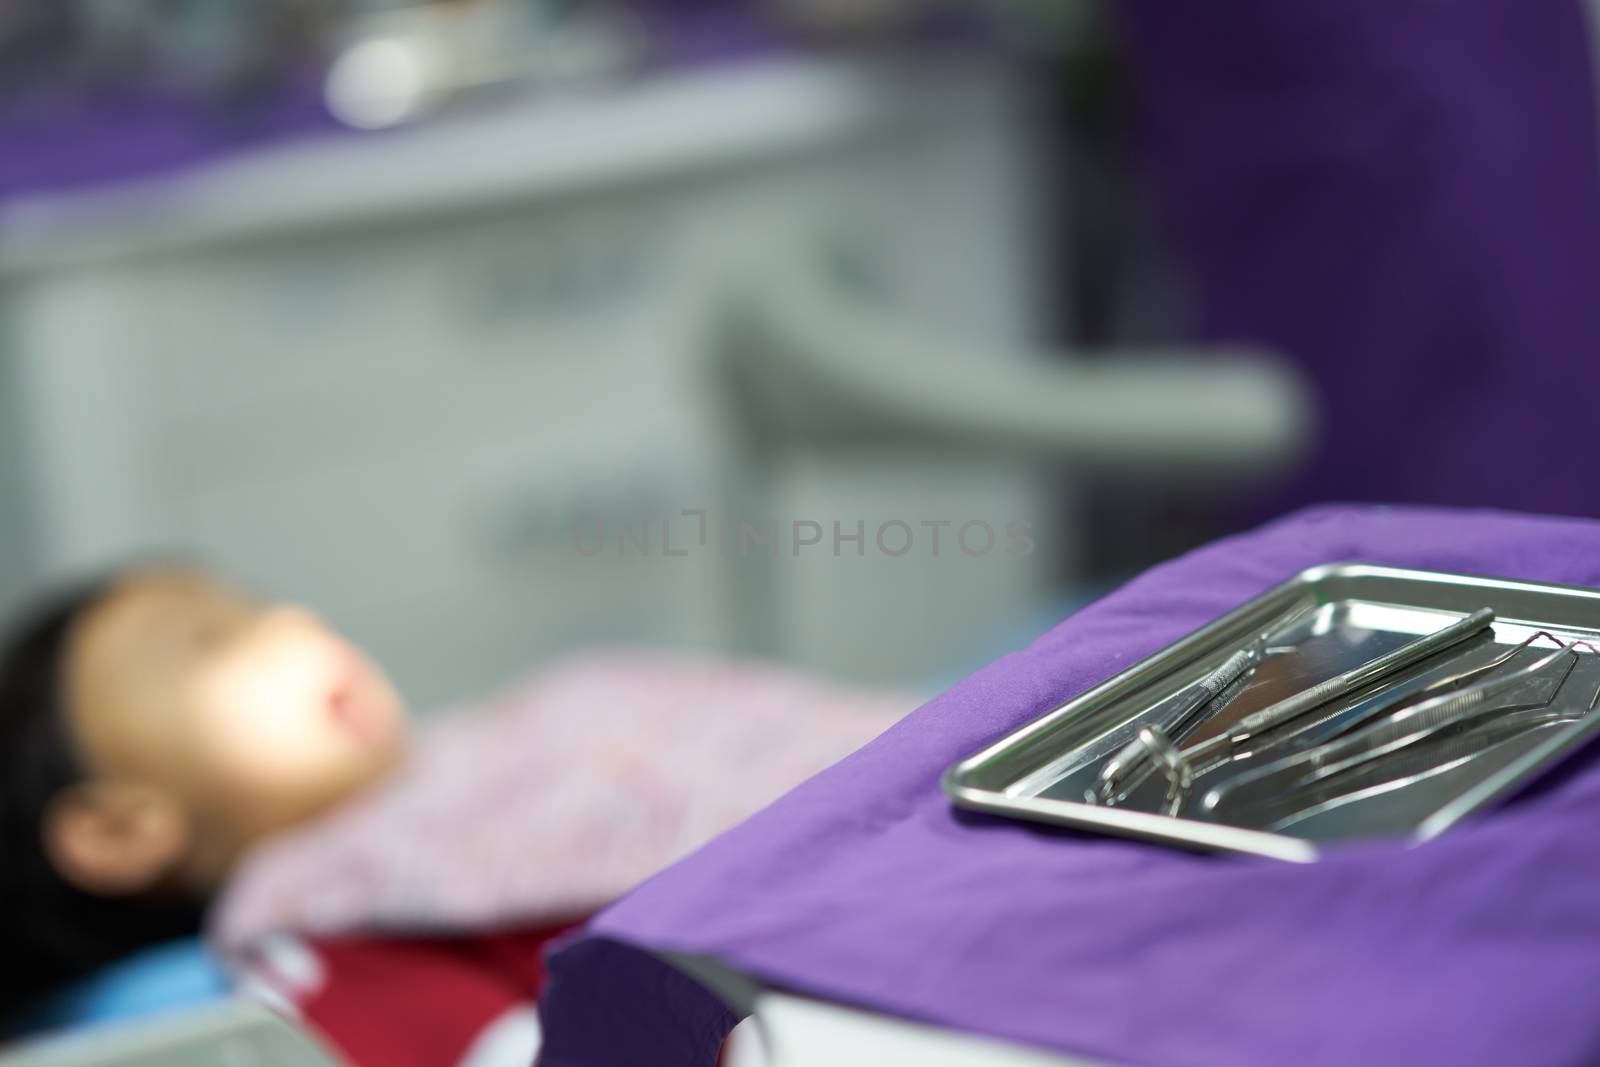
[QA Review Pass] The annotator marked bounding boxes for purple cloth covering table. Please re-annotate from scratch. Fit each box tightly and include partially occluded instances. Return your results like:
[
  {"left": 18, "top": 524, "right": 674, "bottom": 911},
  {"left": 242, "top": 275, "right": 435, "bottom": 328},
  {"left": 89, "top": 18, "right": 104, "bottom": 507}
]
[{"left": 540, "top": 506, "right": 1600, "bottom": 1067}]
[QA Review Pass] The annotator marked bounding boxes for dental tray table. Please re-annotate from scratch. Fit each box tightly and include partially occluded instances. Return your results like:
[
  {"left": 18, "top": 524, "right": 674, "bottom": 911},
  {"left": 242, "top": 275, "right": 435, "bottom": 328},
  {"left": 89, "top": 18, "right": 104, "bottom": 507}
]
[{"left": 944, "top": 564, "right": 1600, "bottom": 861}]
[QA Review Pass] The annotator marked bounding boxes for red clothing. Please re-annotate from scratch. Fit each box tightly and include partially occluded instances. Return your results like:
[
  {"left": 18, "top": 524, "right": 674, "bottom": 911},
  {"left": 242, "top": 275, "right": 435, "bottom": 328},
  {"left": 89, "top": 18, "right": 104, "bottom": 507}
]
[{"left": 240, "top": 921, "right": 582, "bottom": 1067}]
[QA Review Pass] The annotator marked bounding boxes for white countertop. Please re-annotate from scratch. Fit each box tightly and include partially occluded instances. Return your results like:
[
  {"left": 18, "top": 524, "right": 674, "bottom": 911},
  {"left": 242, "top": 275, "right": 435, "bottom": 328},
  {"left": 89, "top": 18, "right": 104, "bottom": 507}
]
[{"left": 0, "top": 54, "right": 1010, "bottom": 275}]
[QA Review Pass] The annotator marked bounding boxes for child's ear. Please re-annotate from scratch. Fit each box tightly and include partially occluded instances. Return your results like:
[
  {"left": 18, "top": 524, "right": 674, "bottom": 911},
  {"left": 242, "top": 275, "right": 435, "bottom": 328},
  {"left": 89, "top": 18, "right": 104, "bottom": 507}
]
[{"left": 42, "top": 783, "right": 191, "bottom": 897}]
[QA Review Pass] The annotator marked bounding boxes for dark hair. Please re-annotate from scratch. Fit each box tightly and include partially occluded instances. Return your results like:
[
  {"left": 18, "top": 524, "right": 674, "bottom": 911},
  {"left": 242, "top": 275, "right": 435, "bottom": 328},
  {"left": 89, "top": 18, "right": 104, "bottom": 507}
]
[{"left": 0, "top": 580, "right": 207, "bottom": 1020}]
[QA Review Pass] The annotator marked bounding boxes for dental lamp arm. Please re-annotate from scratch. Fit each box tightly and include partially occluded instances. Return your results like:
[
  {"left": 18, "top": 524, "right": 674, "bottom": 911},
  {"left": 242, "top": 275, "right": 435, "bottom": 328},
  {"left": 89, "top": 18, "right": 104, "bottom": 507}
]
[{"left": 716, "top": 265, "right": 1315, "bottom": 480}]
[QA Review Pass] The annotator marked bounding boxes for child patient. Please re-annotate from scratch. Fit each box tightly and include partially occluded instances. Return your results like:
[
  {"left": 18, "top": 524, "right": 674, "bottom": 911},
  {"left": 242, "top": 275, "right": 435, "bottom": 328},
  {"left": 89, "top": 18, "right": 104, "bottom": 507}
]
[
  {"left": 0, "top": 568, "right": 410, "bottom": 1016},
  {"left": 0, "top": 566, "right": 911, "bottom": 1036}
]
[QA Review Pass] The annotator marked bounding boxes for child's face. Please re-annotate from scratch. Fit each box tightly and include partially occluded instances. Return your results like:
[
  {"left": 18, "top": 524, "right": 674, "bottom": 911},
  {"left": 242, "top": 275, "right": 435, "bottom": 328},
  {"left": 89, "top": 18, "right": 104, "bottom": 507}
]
[{"left": 62, "top": 569, "right": 408, "bottom": 888}]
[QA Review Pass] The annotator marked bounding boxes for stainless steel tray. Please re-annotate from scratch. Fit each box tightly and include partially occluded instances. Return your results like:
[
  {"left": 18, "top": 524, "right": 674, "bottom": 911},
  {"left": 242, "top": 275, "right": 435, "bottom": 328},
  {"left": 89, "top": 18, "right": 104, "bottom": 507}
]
[{"left": 942, "top": 564, "right": 1600, "bottom": 861}]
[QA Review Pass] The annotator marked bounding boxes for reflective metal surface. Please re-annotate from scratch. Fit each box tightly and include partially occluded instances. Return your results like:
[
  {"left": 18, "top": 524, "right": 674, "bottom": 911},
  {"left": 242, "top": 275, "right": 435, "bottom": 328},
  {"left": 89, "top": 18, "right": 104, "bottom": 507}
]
[{"left": 942, "top": 564, "right": 1600, "bottom": 861}]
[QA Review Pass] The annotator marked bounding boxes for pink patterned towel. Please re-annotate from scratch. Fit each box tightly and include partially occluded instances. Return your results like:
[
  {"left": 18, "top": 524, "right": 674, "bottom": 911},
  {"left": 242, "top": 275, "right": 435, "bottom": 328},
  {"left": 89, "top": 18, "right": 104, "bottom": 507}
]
[{"left": 211, "top": 651, "right": 914, "bottom": 950}]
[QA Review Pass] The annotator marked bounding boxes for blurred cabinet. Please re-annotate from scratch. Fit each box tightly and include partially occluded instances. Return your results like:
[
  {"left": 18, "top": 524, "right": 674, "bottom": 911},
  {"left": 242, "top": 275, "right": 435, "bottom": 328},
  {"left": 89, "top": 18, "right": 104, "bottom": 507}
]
[{"left": 0, "top": 56, "right": 1054, "bottom": 708}]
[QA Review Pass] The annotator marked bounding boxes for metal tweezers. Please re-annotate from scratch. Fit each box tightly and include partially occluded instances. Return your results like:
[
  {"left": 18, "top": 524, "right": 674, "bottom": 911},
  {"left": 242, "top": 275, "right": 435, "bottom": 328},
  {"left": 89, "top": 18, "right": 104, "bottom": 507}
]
[
  {"left": 1197, "top": 632, "right": 1599, "bottom": 825},
  {"left": 1096, "top": 607, "right": 1497, "bottom": 808}
]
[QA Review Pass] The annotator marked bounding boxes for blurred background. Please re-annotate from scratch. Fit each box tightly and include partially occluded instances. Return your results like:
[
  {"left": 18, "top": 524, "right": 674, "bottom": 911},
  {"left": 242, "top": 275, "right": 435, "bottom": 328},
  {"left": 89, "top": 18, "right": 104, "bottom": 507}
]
[{"left": 3, "top": 0, "right": 1594, "bottom": 711}]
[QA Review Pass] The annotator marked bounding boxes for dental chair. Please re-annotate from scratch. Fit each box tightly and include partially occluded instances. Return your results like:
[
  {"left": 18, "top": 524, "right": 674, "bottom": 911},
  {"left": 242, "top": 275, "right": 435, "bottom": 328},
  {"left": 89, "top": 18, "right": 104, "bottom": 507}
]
[
  {"left": 0, "top": 261, "right": 1308, "bottom": 1067},
  {"left": 0, "top": 1002, "right": 339, "bottom": 1067}
]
